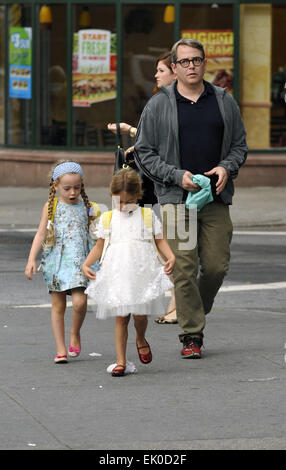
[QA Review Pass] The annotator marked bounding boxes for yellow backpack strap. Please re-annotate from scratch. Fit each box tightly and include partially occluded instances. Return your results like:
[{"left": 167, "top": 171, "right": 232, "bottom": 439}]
[
  {"left": 47, "top": 197, "right": 58, "bottom": 223},
  {"left": 102, "top": 210, "right": 113, "bottom": 230},
  {"left": 141, "top": 207, "right": 165, "bottom": 265},
  {"left": 89, "top": 201, "right": 101, "bottom": 219},
  {"left": 141, "top": 207, "right": 152, "bottom": 229},
  {"left": 100, "top": 211, "right": 113, "bottom": 264}
]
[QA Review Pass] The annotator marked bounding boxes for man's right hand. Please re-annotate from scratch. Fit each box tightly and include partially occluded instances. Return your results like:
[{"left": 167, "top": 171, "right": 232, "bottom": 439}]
[{"left": 181, "top": 171, "right": 200, "bottom": 192}]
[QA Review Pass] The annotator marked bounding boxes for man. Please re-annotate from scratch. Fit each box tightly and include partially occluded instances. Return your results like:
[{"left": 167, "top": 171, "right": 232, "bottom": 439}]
[{"left": 134, "top": 38, "right": 248, "bottom": 359}]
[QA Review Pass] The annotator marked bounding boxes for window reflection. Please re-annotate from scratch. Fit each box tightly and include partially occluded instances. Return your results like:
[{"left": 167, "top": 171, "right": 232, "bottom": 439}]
[
  {"left": 7, "top": 4, "right": 32, "bottom": 145},
  {"left": 122, "top": 5, "right": 174, "bottom": 128},
  {"left": 0, "top": 6, "right": 4, "bottom": 144},
  {"left": 72, "top": 4, "right": 116, "bottom": 148},
  {"left": 271, "top": 4, "right": 286, "bottom": 148},
  {"left": 36, "top": 4, "right": 67, "bottom": 146}
]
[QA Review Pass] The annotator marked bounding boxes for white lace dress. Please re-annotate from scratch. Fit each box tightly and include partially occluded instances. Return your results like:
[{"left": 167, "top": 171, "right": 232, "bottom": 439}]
[{"left": 85, "top": 207, "right": 173, "bottom": 318}]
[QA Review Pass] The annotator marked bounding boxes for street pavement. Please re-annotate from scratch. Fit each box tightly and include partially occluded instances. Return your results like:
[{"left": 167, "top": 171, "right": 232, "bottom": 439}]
[
  {"left": 0, "top": 184, "right": 286, "bottom": 229},
  {"left": 0, "top": 185, "right": 285, "bottom": 452}
]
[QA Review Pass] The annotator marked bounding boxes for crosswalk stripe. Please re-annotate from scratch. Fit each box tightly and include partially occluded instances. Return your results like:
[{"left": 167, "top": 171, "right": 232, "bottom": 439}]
[{"left": 10, "top": 281, "right": 286, "bottom": 308}]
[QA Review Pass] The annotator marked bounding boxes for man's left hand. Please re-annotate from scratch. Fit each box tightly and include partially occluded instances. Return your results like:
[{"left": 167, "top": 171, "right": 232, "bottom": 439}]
[{"left": 204, "top": 166, "right": 228, "bottom": 195}]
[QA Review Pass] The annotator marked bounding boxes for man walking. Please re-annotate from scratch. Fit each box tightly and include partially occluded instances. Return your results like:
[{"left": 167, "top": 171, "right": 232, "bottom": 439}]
[{"left": 134, "top": 38, "right": 248, "bottom": 358}]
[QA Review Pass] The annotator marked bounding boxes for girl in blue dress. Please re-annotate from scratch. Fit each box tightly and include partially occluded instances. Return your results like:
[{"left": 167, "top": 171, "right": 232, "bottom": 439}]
[{"left": 25, "top": 160, "right": 100, "bottom": 364}]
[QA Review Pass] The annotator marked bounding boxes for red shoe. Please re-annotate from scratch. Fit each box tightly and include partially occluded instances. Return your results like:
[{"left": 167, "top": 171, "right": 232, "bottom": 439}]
[
  {"left": 111, "top": 364, "right": 126, "bottom": 377},
  {"left": 136, "top": 340, "right": 152, "bottom": 364},
  {"left": 181, "top": 336, "right": 202, "bottom": 359}
]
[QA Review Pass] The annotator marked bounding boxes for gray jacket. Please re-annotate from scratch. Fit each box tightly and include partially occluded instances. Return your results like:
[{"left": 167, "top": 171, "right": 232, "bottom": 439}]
[{"left": 134, "top": 81, "right": 248, "bottom": 205}]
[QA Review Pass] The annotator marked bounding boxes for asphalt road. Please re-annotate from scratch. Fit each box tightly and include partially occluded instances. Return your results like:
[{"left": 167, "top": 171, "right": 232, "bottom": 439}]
[{"left": 0, "top": 229, "right": 286, "bottom": 451}]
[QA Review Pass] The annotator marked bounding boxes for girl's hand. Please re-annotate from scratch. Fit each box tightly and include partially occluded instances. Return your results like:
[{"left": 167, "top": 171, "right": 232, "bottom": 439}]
[
  {"left": 25, "top": 261, "right": 37, "bottom": 280},
  {"left": 82, "top": 264, "right": 96, "bottom": 280},
  {"left": 164, "top": 256, "right": 176, "bottom": 275}
]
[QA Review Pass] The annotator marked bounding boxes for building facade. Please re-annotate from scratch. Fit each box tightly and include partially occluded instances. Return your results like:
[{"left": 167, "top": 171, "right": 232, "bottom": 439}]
[{"left": 0, "top": 1, "right": 286, "bottom": 186}]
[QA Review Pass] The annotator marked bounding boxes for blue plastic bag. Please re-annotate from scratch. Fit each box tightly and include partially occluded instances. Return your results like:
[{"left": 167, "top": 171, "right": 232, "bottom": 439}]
[{"left": 185, "top": 174, "right": 213, "bottom": 211}]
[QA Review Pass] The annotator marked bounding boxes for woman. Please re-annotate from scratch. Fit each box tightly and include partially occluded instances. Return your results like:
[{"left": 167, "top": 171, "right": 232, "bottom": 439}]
[
  {"left": 107, "top": 51, "right": 175, "bottom": 138},
  {"left": 107, "top": 52, "right": 177, "bottom": 325}
]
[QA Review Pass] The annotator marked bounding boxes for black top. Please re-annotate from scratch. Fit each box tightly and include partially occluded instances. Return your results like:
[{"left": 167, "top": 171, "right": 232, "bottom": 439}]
[{"left": 175, "top": 81, "right": 224, "bottom": 200}]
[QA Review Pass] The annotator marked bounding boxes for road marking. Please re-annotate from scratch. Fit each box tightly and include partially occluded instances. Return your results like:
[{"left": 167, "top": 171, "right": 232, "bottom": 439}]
[
  {"left": 233, "top": 231, "right": 286, "bottom": 236},
  {"left": 0, "top": 228, "right": 37, "bottom": 232},
  {"left": 10, "top": 281, "right": 286, "bottom": 308},
  {"left": 220, "top": 281, "right": 286, "bottom": 292}
]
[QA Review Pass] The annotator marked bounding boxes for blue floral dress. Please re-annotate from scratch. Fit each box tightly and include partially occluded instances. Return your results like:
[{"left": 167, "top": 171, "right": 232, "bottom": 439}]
[{"left": 41, "top": 200, "right": 97, "bottom": 293}]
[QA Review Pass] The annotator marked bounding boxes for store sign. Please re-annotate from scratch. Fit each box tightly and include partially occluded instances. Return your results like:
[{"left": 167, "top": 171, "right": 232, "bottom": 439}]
[
  {"left": 9, "top": 27, "right": 32, "bottom": 99},
  {"left": 182, "top": 30, "right": 233, "bottom": 93},
  {"left": 72, "top": 29, "right": 116, "bottom": 107}
]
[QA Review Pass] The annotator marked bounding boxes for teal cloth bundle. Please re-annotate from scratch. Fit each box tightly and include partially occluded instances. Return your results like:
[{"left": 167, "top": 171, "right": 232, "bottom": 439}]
[{"left": 185, "top": 174, "right": 214, "bottom": 211}]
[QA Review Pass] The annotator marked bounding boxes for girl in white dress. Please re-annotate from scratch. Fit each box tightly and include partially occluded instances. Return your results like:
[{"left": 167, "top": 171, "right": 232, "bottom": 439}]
[{"left": 82, "top": 168, "right": 175, "bottom": 377}]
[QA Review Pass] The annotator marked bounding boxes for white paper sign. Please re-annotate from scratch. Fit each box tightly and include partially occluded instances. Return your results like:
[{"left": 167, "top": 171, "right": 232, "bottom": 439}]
[{"left": 78, "top": 29, "right": 110, "bottom": 74}]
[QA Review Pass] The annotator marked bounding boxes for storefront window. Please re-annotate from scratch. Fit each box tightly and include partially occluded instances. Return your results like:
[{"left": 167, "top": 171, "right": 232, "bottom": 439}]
[
  {"left": 72, "top": 4, "right": 116, "bottom": 148},
  {"left": 7, "top": 3, "right": 32, "bottom": 145},
  {"left": 271, "top": 4, "right": 286, "bottom": 148},
  {"left": 35, "top": 4, "right": 67, "bottom": 146},
  {"left": 240, "top": 3, "right": 284, "bottom": 150},
  {"left": 122, "top": 4, "right": 174, "bottom": 128},
  {"left": 0, "top": 5, "right": 4, "bottom": 144},
  {"left": 0, "top": 1, "right": 285, "bottom": 154},
  {"left": 181, "top": 4, "right": 234, "bottom": 94}
]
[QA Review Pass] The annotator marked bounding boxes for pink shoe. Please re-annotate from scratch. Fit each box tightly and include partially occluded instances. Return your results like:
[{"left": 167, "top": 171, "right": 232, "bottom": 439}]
[
  {"left": 68, "top": 345, "right": 81, "bottom": 358},
  {"left": 54, "top": 354, "right": 68, "bottom": 364}
]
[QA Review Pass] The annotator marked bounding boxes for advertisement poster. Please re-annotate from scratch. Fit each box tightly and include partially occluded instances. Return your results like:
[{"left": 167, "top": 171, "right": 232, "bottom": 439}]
[
  {"left": 181, "top": 30, "right": 233, "bottom": 93},
  {"left": 9, "top": 27, "right": 32, "bottom": 99},
  {"left": 72, "top": 29, "right": 116, "bottom": 107}
]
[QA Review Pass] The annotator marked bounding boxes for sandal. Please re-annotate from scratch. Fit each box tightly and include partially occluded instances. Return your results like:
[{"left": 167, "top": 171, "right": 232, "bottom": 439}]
[
  {"left": 111, "top": 364, "right": 126, "bottom": 377},
  {"left": 155, "top": 309, "right": 178, "bottom": 324},
  {"left": 136, "top": 340, "right": 152, "bottom": 364},
  {"left": 165, "top": 298, "right": 176, "bottom": 316},
  {"left": 68, "top": 344, "right": 81, "bottom": 358},
  {"left": 54, "top": 354, "right": 68, "bottom": 364}
]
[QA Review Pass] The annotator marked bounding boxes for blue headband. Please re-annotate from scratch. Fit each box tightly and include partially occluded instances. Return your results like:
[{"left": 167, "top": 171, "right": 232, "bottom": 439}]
[{"left": 53, "top": 161, "right": 84, "bottom": 181}]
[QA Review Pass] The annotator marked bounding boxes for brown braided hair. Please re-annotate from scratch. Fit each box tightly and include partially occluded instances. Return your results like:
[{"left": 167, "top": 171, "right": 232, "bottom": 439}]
[
  {"left": 43, "top": 159, "right": 95, "bottom": 249},
  {"left": 81, "top": 182, "right": 97, "bottom": 226},
  {"left": 43, "top": 179, "right": 57, "bottom": 249}
]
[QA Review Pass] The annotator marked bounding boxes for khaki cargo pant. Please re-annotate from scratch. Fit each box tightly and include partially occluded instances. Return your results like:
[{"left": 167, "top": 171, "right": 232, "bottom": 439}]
[{"left": 161, "top": 202, "right": 233, "bottom": 343}]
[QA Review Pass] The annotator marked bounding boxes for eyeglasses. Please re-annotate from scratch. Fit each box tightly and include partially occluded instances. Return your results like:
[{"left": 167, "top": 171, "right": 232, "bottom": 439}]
[{"left": 175, "top": 57, "right": 204, "bottom": 68}]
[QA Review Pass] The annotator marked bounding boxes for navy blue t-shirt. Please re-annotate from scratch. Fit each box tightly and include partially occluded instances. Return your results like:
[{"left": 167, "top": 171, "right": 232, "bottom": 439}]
[{"left": 175, "top": 81, "right": 224, "bottom": 200}]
